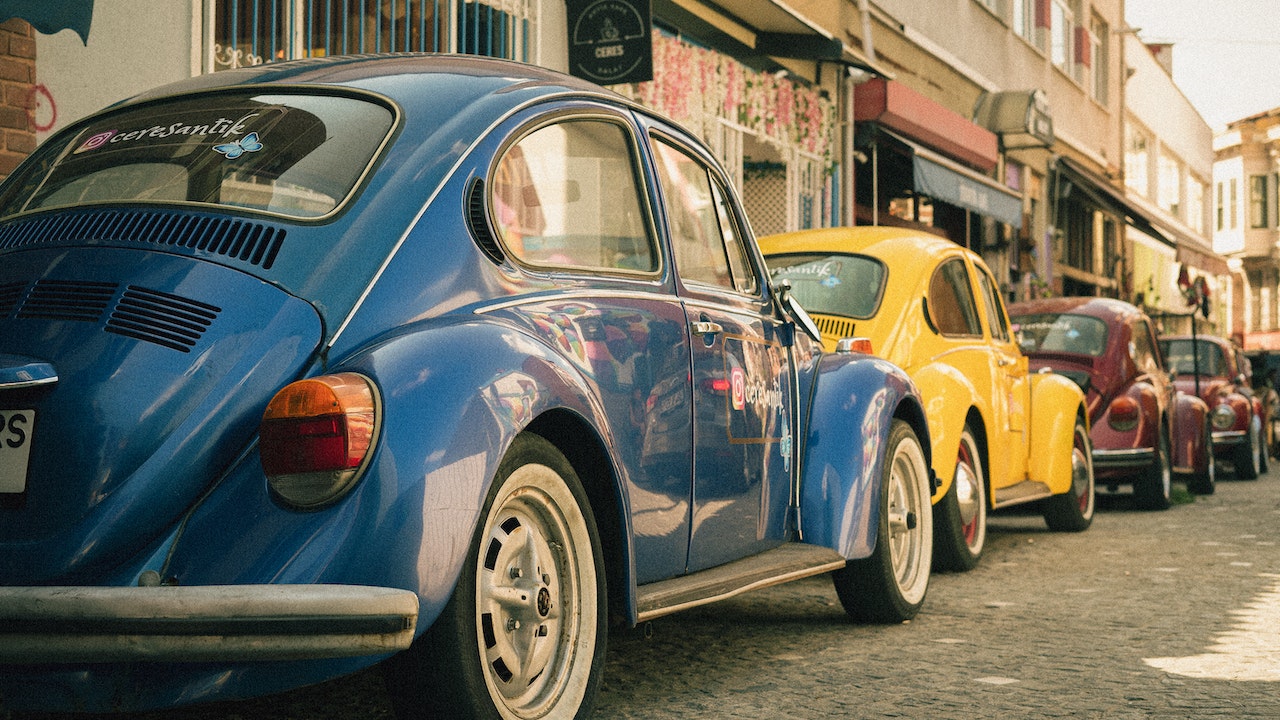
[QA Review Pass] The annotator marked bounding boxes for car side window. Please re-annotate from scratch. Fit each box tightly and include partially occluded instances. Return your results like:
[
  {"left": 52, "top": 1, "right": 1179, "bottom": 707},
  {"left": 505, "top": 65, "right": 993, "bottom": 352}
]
[
  {"left": 975, "top": 268, "right": 1010, "bottom": 342},
  {"left": 492, "top": 119, "right": 656, "bottom": 273},
  {"left": 651, "top": 136, "right": 757, "bottom": 294},
  {"left": 1132, "top": 320, "right": 1161, "bottom": 375},
  {"left": 926, "top": 258, "right": 982, "bottom": 337}
]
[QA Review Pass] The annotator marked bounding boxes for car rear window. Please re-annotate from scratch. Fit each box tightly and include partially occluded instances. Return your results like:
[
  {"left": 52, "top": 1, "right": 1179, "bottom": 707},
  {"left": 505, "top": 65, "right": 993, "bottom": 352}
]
[
  {"left": 1011, "top": 313, "right": 1108, "bottom": 357},
  {"left": 765, "top": 253, "right": 886, "bottom": 319},
  {"left": 0, "top": 91, "right": 395, "bottom": 220}
]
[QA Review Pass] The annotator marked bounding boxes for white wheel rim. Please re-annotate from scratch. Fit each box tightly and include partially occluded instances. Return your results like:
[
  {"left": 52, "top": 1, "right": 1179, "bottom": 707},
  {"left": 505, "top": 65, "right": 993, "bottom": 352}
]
[
  {"left": 475, "top": 463, "right": 597, "bottom": 719},
  {"left": 888, "top": 433, "right": 931, "bottom": 605}
]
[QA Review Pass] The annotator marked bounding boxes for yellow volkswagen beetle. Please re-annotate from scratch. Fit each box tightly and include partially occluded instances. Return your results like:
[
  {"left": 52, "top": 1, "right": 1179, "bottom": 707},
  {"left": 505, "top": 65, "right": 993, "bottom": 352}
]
[{"left": 761, "top": 227, "right": 1094, "bottom": 571}]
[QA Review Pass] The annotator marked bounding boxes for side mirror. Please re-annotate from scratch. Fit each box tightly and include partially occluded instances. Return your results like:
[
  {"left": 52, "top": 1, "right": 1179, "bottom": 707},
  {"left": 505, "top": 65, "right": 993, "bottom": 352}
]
[{"left": 773, "top": 278, "right": 822, "bottom": 343}]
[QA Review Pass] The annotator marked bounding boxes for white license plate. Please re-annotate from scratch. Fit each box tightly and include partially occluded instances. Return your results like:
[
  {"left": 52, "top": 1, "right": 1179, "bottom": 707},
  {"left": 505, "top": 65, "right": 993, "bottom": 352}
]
[{"left": 0, "top": 409, "right": 34, "bottom": 494}]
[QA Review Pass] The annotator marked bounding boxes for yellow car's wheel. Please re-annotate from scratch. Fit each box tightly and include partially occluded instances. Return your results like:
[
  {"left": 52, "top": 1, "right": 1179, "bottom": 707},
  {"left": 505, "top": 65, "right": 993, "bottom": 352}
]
[{"left": 932, "top": 425, "right": 985, "bottom": 572}]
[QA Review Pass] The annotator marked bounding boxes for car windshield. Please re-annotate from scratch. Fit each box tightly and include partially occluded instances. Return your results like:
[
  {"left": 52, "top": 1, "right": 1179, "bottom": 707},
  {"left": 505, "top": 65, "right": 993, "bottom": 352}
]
[
  {"left": 1011, "top": 312, "right": 1108, "bottom": 357},
  {"left": 0, "top": 91, "right": 395, "bottom": 220},
  {"left": 765, "top": 253, "right": 886, "bottom": 319},
  {"left": 1161, "top": 338, "right": 1226, "bottom": 376}
]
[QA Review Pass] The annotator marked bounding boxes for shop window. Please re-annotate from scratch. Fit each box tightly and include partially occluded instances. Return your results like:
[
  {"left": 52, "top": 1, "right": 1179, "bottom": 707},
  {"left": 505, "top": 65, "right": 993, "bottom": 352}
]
[{"left": 212, "top": 0, "right": 533, "bottom": 70}]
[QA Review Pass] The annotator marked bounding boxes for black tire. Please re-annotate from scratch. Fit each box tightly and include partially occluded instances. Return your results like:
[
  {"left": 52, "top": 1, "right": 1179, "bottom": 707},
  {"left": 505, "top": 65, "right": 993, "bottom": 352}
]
[
  {"left": 1043, "top": 414, "right": 1096, "bottom": 530},
  {"left": 833, "top": 419, "right": 932, "bottom": 623},
  {"left": 1187, "top": 420, "right": 1216, "bottom": 495},
  {"left": 384, "top": 434, "right": 607, "bottom": 720},
  {"left": 932, "top": 425, "right": 986, "bottom": 573},
  {"left": 1235, "top": 419, "right": 1262, "bottom": 480},
  {"left": 1134, "top": 426, "right": 1172, "bottom": 510}
]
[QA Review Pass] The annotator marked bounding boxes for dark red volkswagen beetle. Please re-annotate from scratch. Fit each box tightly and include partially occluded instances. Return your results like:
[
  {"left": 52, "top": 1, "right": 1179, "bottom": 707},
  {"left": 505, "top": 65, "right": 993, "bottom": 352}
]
[
  {"left": 1010, "top": 297, "right": 1213, "bottom": 508},
  {"left": 1160, "top": 333, "right": 1268, "bottom": 480}
]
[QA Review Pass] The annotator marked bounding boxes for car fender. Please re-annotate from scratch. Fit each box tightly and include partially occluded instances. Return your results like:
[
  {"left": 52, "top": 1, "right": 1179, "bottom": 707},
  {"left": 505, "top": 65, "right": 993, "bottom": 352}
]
[
  {"left": 1172, "top": 391, "right": 1211, "bottom": 474},
  {"left": 1028, "top": 371, "right": 1088, "bottom": 493},
  {"left": 798, "top": 353, "right": 928, "bottom": 560},
  {"left": 903, "top": 360, "right": 987, "bottom": 503},
  {"left": 163, "top": 316, "right": 624, "bottom": 636}
]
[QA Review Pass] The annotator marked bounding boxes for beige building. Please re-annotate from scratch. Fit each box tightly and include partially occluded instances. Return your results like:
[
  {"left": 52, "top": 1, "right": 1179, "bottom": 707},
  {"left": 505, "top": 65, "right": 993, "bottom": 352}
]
[
  {"left": 1122, "top": 36, "right": 1224, "bottom": 335},
  {"left": 1214, "top": 110, "right": 1280, "bottom": 349}
]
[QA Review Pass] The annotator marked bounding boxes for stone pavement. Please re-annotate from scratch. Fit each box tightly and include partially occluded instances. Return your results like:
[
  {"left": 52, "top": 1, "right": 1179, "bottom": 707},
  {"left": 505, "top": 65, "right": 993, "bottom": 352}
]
[{"left": 16, "top": 466, "right": 1280, "bottom": 719}]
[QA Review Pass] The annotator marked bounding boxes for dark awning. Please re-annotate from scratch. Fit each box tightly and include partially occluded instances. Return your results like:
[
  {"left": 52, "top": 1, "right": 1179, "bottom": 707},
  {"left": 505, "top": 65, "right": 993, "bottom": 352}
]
[
  {"left": 876, "top": 128, "right": 1023, "bottom": 228},
  {"left": 0, "top": 0, "right": 93, "bottom": 44},
  {"left": 1053, "top": 156, "right": 1173, "bottom": 248}
]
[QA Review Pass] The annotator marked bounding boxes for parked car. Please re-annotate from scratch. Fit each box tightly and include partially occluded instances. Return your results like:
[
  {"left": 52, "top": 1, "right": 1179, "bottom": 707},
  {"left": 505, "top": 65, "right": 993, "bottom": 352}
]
[
  {"left": 760, "top": 226, "right": 1093, "bottom": 573},
  {"left": 0, "top": 56, "right": 936, "bottom": 717},
  {"left": 1008, "top": 297, "right": 1214, "bottom": 507},
  {"left": 1160, "top": 334, "right": 1268, "bottom": 479},
  {"left": 1244, "top": 349, "right": 1280, "bottom": 459}
]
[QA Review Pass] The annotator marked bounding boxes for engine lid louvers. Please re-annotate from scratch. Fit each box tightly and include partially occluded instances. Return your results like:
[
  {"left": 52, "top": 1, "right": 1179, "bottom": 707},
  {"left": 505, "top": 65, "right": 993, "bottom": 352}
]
[{"left": 1, "top": 280, "right": 221, "bottom": 353}]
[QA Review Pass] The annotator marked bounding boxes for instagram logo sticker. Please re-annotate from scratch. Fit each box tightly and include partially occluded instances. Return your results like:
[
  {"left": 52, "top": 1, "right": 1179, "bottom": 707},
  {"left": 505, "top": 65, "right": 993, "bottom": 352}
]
[
  {"left": 730, "top": 366, "right": 746, "bottom": 410},
  {"left": 75, "top": 130, "right": 117, "bottom": 154}
]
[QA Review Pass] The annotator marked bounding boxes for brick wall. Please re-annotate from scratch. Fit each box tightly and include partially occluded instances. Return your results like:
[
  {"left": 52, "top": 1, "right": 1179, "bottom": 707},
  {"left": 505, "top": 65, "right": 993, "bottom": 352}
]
[{"left": 0, "top": 19, "right": 34, "bottom": 180}]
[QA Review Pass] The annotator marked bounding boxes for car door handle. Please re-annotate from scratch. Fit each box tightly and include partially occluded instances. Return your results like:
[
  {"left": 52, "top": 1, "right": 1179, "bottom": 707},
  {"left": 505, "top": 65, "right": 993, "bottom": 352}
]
[{"left": 691, "top": 321, "right": 723, "bottom": 336}]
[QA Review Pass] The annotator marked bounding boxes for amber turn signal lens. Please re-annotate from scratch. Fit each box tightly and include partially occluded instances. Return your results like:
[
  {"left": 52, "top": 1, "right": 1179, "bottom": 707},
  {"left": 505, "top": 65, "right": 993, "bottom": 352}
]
[{"left": 260, "top": 373, "right": 378, "bottom": 509}]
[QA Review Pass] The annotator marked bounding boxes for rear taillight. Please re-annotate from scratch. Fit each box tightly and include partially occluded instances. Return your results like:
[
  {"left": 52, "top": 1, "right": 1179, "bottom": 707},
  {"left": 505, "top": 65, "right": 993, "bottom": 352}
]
[
  {"left": 1106, "top": 396, "right": 1140, "bottom": 432},
  {"left": 260, "top": 373, "right": 378, "bottom": 509}
]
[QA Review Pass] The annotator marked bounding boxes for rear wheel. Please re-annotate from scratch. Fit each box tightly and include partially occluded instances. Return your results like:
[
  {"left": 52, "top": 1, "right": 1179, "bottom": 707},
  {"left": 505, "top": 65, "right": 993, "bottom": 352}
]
[
  {"left": 385, "top": 434, "right": 607, "bottom": 720},
  {"left": 833, "top": 419, "right": 932, "bottom": 623},
  {"left": 1043, "top": 414, "right": 1095, "bottom": 529},
  {"left": 932, "top": 425, "right": 986, "bottom": 572},
  {"left": 1134, "top": 426, "right": 1172, "bottom": 510}
]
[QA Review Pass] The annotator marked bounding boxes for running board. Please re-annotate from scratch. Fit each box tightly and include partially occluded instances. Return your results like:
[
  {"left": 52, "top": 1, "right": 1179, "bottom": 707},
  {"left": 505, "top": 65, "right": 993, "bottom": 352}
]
[
  {"left": 635, "top": 544, "right": 847, "bottom": 622},
  {"left": 992, "top": 479, "right": 1053, "bottom": 508}
]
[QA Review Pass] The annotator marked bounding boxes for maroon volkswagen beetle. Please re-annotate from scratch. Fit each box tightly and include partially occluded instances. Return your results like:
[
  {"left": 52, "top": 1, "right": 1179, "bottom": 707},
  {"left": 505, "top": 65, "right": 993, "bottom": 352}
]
[
  {"left": 1010, "top": 298, "right": 1213, "bottom": 508},
  {"left": 1160, "top": 333, "right": 1267, "bottom": 480}
]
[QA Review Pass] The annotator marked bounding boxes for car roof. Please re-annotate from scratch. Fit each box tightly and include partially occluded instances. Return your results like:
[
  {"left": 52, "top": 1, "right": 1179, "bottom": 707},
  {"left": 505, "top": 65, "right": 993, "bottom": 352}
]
[
  {"left": 126, "top": 54, "right": 622, "bottom": 109},
  {"left": 1008, "top": 296, "right": 1144, "bottom": 325},
  {"left": 759, "top": 226, "right": 978, "bottom": 269}
]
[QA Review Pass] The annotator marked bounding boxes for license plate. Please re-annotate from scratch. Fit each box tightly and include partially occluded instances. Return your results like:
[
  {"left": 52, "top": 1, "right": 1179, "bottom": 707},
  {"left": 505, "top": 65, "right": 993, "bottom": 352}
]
[{"left": 0, "top": 409, "right": 34, "bottom": 494}]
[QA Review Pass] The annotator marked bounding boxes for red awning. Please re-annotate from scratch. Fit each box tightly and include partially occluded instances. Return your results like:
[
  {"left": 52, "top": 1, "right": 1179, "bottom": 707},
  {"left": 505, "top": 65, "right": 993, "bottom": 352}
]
[{"left": 854, "top": 77, "right": 998, "bottom": 172}]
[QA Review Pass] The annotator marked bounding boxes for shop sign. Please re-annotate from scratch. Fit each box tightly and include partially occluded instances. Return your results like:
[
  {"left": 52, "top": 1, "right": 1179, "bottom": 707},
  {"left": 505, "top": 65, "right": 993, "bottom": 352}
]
[{"left": 567, "top": 0, "right": 652, "bottom": 85}]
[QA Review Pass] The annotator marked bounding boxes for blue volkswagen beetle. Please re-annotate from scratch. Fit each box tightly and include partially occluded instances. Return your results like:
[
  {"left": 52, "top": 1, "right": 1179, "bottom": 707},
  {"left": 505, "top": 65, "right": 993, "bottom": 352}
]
[{"left": 0, "top": 55, "right": 932, "bottom": 718}]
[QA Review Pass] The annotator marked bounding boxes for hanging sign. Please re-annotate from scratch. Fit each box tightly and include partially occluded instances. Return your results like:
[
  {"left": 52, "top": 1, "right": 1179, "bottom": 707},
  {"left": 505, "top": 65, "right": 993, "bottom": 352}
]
[{"left": 566, "top": 0, "right": 652, "bottom": 85}]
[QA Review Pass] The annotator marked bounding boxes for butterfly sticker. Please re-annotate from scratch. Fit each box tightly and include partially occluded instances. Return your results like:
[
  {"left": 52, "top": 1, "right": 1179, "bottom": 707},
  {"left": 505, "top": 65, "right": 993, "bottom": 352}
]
[{"left": 213, "top": 132, "right": 263, "bottom": 159}]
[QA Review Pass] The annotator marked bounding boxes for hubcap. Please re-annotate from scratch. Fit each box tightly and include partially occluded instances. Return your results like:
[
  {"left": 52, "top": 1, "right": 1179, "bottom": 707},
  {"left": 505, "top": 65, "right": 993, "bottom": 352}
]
[
  {"left": 476, "top": 465, "right": 592, "bottom": 718},
  {"left": 954, "top": 459, "right": 980, "bottom": 529}
]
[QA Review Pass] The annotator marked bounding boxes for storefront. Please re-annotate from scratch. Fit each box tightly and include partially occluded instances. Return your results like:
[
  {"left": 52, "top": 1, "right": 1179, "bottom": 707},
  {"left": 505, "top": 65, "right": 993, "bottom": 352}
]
[{"left": 851, "top": 78, "right": 1023, "bottom": 287}]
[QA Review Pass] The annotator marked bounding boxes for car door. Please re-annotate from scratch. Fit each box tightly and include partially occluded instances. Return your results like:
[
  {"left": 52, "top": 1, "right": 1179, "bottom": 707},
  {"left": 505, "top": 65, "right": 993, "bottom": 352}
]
[
  {"left": 973, "top": 262, "right": 1030, "bottom": 490},
  {"left": 647, "top": 128, "right": 792, "bottom": 572}
]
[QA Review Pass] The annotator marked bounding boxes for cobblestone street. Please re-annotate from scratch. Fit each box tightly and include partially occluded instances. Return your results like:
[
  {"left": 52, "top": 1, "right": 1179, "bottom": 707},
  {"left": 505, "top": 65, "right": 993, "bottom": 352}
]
[{"left": 18, "top": 466, "right": 1280, "bottom": 720}]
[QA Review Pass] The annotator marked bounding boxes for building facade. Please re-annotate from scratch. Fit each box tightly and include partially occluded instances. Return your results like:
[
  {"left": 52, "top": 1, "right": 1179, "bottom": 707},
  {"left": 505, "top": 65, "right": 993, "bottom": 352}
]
[
  {"left": 1214, "top": 110, "right": 1280, "bottom": 348},
  {"left": 11, "top": 0, "right": 1229, "bottom": 327}
]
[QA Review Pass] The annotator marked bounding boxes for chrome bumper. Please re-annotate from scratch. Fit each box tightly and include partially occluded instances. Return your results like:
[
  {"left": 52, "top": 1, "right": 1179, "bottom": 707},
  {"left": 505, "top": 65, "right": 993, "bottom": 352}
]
[
  {"left": 0, "top": 584, "right": 418, "bottom": 663},
  {"left": 1212, "top": 430, "right": 1247, "bottom": 447},
  {"left": 1092, "top": 447, "right": 1154, "bottom": 470}
]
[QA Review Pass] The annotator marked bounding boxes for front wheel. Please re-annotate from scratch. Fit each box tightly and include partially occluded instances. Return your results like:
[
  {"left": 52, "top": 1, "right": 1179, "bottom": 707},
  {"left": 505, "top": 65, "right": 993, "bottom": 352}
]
[
  {"left": 1235, "top": 417, "right": 1263, "bottom": 480},
  {"left": 833, "top": 419, "right": 932, "bottom": 623},
  {"left": 932, "top": 425, "right": 986, "bottom": 572},
  {"left": 1043, "top": 414, "right": 1096, "bottom": 529},
  {"left": 385, "top": 434, "right": 607, "bottom": 720}
]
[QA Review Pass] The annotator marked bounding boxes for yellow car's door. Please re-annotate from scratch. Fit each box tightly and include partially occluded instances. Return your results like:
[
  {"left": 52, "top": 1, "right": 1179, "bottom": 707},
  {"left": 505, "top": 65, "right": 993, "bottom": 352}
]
[{"left": 972, "top": 263, "right": 1030, "bottom": 495}]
